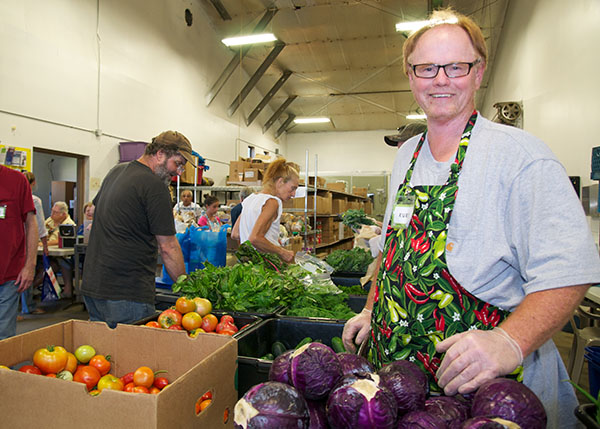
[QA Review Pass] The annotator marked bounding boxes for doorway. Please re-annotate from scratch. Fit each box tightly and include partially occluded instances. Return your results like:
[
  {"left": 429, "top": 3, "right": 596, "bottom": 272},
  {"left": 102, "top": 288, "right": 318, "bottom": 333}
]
[{"left": 32, "top": 148, "right": 87, "bottom": 224}]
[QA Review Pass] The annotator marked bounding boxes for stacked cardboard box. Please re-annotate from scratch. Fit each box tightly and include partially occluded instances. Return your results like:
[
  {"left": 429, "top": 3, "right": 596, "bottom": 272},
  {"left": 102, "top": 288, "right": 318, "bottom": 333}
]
[
  {"left": 229, "top": 159, "right": 252, "bottom": 182},
  {"left": 363, "top": 200, "right": 374, "bottom": 214},
  {"left": 243, "top": 168, "right": 263, "bottom": 182},
  {"left": 332, "top": 196, "right": 347, "bottom": 213},
  {"left": 326, "top": 182, "right": 346, "bottom": 193},
  {"left": 352, "top": 186, "right": 368, "bottom": 197},
  {"left": 0, "top": 320, "right": 237, "bottom": 428},
  {"left": 291, "top": 195, "right": 332, "bottom": 214}
]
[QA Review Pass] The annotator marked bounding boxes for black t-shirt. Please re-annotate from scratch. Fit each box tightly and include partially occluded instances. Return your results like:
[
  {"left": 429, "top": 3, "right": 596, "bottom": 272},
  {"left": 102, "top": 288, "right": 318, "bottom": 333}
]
[
  {"left": 81, "top": 161, "right": 175, "bottom": 304},
  {"left": 230, "top": 202, "right": 242, "bottom": 228}
]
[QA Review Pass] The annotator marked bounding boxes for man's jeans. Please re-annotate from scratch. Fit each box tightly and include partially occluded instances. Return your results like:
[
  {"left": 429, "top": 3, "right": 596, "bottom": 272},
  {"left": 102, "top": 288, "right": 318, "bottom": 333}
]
[
  {"left": 83, "top": 296, "right": 155, "bottom": 328},
  {"left": 0, "top": 280, "right": 19, "bottom": 340}
]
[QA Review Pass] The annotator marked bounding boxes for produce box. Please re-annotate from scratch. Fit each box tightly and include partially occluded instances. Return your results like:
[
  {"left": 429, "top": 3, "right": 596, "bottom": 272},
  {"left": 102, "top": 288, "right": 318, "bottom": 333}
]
[
  {"left": 326, "top": 182, "right": 346, "bottom": 193},
  {"left": 229, "top": 160, "right": 251, "bottom": 181},
  {"left": 332, "top": 196, "right": 347, "bottom": 213},
  {"left": 236, "top": 318, "right": 345, "bottom": 398},
  {"left": 352, "top": 186, "right": 368, "bottom": 197},
  {"left": 135, "top": 310, "right": 261, "bottom": 339},
  {"left": 0, "top": 320, "right": 237, "bottom": 428},
  {"left": 243, "top": 168, "right": 263, "bottom": 182}
]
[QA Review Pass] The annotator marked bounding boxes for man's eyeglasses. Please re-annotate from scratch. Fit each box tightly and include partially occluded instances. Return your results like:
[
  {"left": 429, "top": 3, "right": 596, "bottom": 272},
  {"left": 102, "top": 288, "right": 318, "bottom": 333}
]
[
  {"left": 173, "top": 159, "right": 186, "bottom": 172},
  {"left": 409, "top": 59, "right": 481, "bottom": 79}
]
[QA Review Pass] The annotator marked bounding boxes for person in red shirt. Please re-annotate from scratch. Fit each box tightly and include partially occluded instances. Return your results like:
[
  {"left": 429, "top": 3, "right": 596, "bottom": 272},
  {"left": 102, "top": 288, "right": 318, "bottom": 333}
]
[{"left": 0, "top": 166, "right": 38, "bottom": 339}]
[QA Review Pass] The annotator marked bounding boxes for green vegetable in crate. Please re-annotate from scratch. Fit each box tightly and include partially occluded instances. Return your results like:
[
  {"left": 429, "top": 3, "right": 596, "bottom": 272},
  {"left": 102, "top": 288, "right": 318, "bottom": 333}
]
[
  {"left": 295, "top": 337, "right": 313, "bottom": 349},
  {"left": 272, "top": 342, "right": 287, "bottom": 357},
  {"left": 341, "top": 209, "right": 374, "bottom": 231},
  {"left": 331, "top": 337, "right": 346, "bottom": 353},
  {"left": 235, "top": 241, "right": 285, "bottom": 272},
  {"left": 326, "top": 247, "right": 374, "bottom": 274}
]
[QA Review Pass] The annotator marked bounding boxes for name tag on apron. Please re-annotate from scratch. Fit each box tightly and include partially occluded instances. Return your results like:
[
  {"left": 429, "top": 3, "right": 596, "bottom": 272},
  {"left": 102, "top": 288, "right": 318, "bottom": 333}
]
[
  {"left": 391, "top": 194, "right": 415, "bottom": 230},
  {"left": 0, "top": 205, "right": 6, "bottom": 219}
]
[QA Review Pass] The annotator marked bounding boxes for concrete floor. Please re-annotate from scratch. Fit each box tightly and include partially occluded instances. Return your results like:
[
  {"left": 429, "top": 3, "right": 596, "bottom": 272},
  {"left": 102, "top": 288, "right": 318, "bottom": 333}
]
[{"left": 17, "top": 299, "right": 89, "bottom": 335}]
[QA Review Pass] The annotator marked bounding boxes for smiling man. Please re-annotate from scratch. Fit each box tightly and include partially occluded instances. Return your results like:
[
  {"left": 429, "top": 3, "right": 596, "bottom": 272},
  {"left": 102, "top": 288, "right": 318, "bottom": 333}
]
[
  {"left": 81, "top": 131, "right": 194, "bottom": 328},
  {"left": 342, "top": 8, "right": 600, "bottom": 428}
]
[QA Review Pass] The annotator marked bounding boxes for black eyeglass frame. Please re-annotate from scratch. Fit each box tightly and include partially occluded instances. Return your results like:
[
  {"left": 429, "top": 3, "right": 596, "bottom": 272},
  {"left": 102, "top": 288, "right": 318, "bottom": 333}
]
[{"left": 409, "top": 59, "right": 481, "bottom": 79}]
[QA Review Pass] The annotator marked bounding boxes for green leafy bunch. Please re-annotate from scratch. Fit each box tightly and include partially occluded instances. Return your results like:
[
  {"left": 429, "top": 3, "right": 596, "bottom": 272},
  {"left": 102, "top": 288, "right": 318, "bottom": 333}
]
[{"left": 325, "top": 247, "right": 374, "bottom": 274}]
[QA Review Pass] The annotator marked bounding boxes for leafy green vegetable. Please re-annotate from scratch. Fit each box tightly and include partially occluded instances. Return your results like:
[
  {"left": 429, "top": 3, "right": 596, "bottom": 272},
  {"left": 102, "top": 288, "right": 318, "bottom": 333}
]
[
  {"left": 338, "top": 284, "right": 368, "bottom": 296},
  {"left": 341, "top": 209, "right": 374, "bottom": 231},
  {"left": 235, "top": 240, "right": 285, "bottom": 272},
  {"left": 326, "top": 247, "right": 374, "bottom": 274}
]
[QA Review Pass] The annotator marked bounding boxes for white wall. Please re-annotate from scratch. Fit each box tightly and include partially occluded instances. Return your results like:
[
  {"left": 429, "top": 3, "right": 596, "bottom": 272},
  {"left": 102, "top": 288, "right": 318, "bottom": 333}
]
[
  {"left": 0, "top": 0, "right": 286, "bottom": 201},
  {"left": 481, "top": 0, "right": 600, "bottom": 186},
  {"left": 286, "top": 129, "right": 399, "bottom": 175}
]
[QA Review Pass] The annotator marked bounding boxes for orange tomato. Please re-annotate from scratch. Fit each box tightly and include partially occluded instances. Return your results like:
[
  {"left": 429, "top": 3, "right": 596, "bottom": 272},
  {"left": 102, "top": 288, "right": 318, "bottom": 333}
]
[
  {"left": 97, "top": 374, "right": 124, "bottom": 391},
  {"left": 45, "top": 373, "right": 57, "bottom": 378},
  {"left": 200, "top": 399, "right": 211, "bottom": 411},
  {"left": 149, "top": 386, "right": 161, "bottom": 394},
  {"left": 133, "top": 385, "right": 149, "bottom": 394},
  {"left": 64, "top": 352, "right": 78, "bottom": 374},
  {"left": 193, "top": 297, "right": 212, "bottom": 317},
  {"left": 219, "top": 328, "right": 236, "bottom": 336},
  {"left": 89, "top": 355, "right": 111, "bottom": 376},
  {"left": 124, "top": 382, "right": 135, "bottom": 392},
  {"left": 201, "top": 314, "right": 218, "bottom": 332},
  {"left": 175, "top": 296, "right": 197, "bottom": 314},
  {"left": 145, "top": 321, "right": 160, "bottom": 328},
  {"left": 33, "top": 345, "right": 68, "bottom": 374},
  {"left": 133, "top": 366, "right": 155, "bottom": 388},
  {"left": 181, "top": 311, "right": 202, "bottom": 331}
]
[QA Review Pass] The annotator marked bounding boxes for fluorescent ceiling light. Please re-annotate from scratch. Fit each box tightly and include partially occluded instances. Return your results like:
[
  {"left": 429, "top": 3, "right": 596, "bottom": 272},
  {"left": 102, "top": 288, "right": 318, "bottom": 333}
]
[
  {"left": 406, "top": 114, "right": 427, "bottom": 120},
  {"left": 221, "top": 33, "right": 277, "bottom": 47},
  {"left": 396, "top": 17, "right": 459, "bottom": 33},
  {"left": 293, "top": 117, "right": 331, "bottom": 124}
]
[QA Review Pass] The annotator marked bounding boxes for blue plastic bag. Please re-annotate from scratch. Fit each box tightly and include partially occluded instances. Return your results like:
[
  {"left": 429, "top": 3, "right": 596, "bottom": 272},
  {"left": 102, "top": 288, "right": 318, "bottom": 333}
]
[
  {"left": 41, "top": 255, "right": 60, "bottom": 302},
  {"left": 160, "top": 229, "right": 191, "bottom": 286},
  {"left": 188, "top": 224, "right": 229, "bottom": 271}
]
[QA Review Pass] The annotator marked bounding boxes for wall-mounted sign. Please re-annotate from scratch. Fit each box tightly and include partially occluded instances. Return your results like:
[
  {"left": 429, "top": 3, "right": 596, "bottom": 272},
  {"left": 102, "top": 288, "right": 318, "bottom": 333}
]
[{"left": 0, "top": 145, "right": 32, "bottom": 172}]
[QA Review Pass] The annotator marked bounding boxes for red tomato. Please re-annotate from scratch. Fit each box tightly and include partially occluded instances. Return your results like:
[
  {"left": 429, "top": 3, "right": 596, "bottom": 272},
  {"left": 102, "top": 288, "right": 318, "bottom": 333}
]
[
  {"left": 19, "top": 365, "right": 42, "bottom": 375},
  {"left": 145, "top": 321, "right": 160, "bottom": 328},
  {"left": 73, "top": 365, "right": 101, "bottom": 391},
  {"left": 167, "top": 325, "right": 184, "bottom": 331},
  {"left": 153, "top": 377, "right": 169, "bottom": 390},
  {"left": 149, "top": 386, "right": 161, "bottom": 394},
  {"left": 45, "top": 373, "right": 57, "bottom": 378},
  {"left": 175, "top": 296, "right": 197, "bottom": 314},
  {"left": 123, "top": 382, "right": 135, "bottom": 392},
  {"left": 201, "top": 391, "right": 212, "bottom": 401},
  {"left": 89, "top": 355, "right": 111, "bottom": 376},
  {"left": 216, "top": 321, "right": 237, "bottom": 334},
  {"left": 157, "top": 309, "right": 182, "bottom": 329},
  {"left": 33, "top": 345, "right": 68, "bottom": 374},
  {"left": 97, "top": 374, "right": 124, "bottom": 391},
  {"left": 219, "top": 328, "right": 236, "bottom": 336},
  {"left": 220, "top": 315, "right": 234, "bottom": 325},
  {"left": 133, "top": 385, "right": 149, "bottom": 394},
  {"left": 120, "top": 371, "right": 134, "bottom": 385},
  {"left": 133, "top": 366, "right": 155, "bottom": 388}
]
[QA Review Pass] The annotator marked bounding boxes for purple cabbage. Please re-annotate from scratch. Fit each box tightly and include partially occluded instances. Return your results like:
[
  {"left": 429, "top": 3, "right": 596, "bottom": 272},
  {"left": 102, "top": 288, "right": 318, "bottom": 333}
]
[
  {"left": 424, "top": 396, "right": 469, "bottom": 429},
  {"left": 306, "top": 399, "right": 328, "bottom": 429},
  {"left": 471, "top": 378, "right": 546, "bottom": 429},
  {"left": 379, "top": 360, "right": 429, "bottom": 393},
  {"left": 327, "top": 373, "right": 398, "bottom": 429},
  {"left": 269, "top": 350, "right": 293, "bottom": 384},
  {"left": 461, "top": 416, "right": 521, "bottom": 428},
  {"left": 337, "top": 352, "right": 375, "bottom": 376},
  {"left": 378, "top": 369, "right": 426, "bottom": 415},
  {"left": 288, "top": 342, "right": 343, "bottom": 400},
  {"left": 234, "top": 381, "right": 309, "bottom": 429},
  {"left": 397, "top": 410, "right": 447, "bottom": 428}
]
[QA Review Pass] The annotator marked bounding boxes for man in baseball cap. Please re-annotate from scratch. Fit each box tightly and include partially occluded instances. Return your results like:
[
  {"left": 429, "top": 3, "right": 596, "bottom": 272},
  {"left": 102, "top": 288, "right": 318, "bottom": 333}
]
[{"left": 81, "top": 130, "right": 191, "bottom": 327}]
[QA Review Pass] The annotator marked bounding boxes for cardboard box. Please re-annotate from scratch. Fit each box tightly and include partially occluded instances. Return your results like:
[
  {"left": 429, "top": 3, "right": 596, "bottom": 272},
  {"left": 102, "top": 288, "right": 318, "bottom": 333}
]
[
  {"left": 243, "top": 168, "right": 263, "bottom": 182},
  {"left": 363, "top": 200, "right": 373, "bottom": 215},
  {"left": 352, "top": 186, "right": 368, "bottom": 197},
  {"left": 0, "top": 320, "right": 237, "bottom": 428},
  {"left": 332, "top": 197, "right": 347, "bottom": 213},
  {"left": 229, "top": 160, "right": 252, "bottom": 181},
  {"left": 326, "top": 182, "right": 346, "bottom": 193},
  {"left": 291, "top": 195, "right": 332, "bottom": 214}
]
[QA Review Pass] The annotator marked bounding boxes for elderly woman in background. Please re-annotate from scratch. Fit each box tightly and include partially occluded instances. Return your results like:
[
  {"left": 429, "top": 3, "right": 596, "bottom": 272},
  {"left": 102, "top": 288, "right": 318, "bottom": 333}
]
[
  {"left": 231, "top": 158, "right": 299, "bottom": 263},
  {"left": 45, "top": 201, "right": 76, "bottom": 298},
  {"left": 77, "top": 202, "right": 95, "bottom": 236}
]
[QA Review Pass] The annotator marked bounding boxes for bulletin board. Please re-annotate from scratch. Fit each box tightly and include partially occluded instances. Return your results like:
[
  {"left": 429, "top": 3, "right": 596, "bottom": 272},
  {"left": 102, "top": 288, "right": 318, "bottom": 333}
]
[{"left": 0, "top": 144, "right": 32, "bottom": 172}]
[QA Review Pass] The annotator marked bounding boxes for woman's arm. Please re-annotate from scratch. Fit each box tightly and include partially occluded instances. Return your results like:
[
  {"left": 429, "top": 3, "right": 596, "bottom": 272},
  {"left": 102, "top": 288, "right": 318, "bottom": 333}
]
[
  {"left": 249, "top": 199, "right": 294, "bottom": 263},
  {"left": 231, "top": 217, "right": 241, "bottom": 241}
]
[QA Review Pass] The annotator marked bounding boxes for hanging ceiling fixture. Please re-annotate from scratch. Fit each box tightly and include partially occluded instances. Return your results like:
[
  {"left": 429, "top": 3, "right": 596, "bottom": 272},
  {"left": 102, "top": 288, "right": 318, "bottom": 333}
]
[
  {"left": 395, "top": 17, "right": 458, "bottom": 33},
  {"left": 293, "top": 117, "right": 331, "bottom": 124},
  {"left": 221, "top": 33, "right": 277, "bottom": 46}
]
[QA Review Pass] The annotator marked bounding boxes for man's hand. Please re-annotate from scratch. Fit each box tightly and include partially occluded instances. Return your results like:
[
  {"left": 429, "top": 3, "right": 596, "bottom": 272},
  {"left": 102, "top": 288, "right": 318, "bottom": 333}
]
[
  {"left": 342, "top": 308, "right": 372, "bottom": 353},
  {"left": 436, "top": 327, "right": 523, "bottom": 395},
  {"left": 15, "top": 263, "right": 35, "bottom": 293}
]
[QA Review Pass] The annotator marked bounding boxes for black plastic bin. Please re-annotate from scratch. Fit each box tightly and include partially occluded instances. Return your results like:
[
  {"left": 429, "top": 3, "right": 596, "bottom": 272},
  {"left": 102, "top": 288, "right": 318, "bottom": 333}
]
[
  {"left": 331, "top": 273, "right": 364, "bottom": 287},
  {"left": 236, "top": 317, "right": 345, "bottom": 398},
  {"left": 575, "top": 404, "right": 600, "bottom": 428},
  {"left": 133, "top": 310, "right": 261, "bottom": 339}
]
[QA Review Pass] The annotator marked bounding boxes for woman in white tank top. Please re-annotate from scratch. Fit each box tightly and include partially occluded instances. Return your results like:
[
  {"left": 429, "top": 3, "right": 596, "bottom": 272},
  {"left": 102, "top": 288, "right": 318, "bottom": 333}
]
[{"left": 232, "top": 158, "right": 299, "bottom": 263}]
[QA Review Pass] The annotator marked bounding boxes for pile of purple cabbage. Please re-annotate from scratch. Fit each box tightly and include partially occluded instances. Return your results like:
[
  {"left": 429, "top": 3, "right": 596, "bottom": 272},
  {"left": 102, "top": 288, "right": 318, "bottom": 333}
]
[{"left": 233, "top": 342, "right": 547, "bottom": 429}]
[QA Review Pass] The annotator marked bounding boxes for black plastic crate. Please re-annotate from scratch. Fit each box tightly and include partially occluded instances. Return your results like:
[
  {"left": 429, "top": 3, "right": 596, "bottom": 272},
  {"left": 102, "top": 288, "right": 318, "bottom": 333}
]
[
  {"left": 331, "top": 274, "right": 364, "bottom": 287},
  {"left": 133, "top": 309, "right": 261, "bottom": 339},
  {"left": 236, "top": 317, "right": 345, "bottom": 398},
  {"left": 154, "top": 289, "right": 283, "bottom": 319},
  {"left": 575, "top": 404, "right": 600, "bottom": 428}
]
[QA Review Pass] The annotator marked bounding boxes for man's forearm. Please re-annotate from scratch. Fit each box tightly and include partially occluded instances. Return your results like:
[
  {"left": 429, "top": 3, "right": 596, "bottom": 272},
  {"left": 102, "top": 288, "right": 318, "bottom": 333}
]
[
  {"left": 159, "top": 238, "right": 186, "bottom": 282},
  {"left": 24, "top": 213, "right": 39, "bottom": 269}
]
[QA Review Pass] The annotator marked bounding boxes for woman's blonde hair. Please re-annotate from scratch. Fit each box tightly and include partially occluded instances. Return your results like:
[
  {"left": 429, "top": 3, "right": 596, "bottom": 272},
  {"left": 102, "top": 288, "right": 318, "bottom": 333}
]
[
  {"left": 402, "top": 8, "right": 488, "bottom": 75},
  {"left": 263, "top": 158, "right": 299, "bottom": 187}
]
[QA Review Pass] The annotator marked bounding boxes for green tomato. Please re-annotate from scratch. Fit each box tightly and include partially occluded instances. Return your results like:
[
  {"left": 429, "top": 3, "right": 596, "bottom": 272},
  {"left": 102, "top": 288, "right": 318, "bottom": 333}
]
[
  {"left": 74, "top": 345, "right": 96, "bottom": 364},
  {"left": 56, "top": 370, "right": 73, "bottom": 381}
]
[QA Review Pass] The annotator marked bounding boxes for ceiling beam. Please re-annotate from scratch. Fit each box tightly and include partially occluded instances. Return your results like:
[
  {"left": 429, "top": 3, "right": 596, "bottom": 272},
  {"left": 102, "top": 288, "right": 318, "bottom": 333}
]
[
  {"left": 262, "top": 95, "right": 297, "bottom": 134},
  {"left": 208, "top": 0, "right": 231, "bottom": 20},
  {"left": 205, "top": 8, "right": 278, "bottom": 106},
  {"left": 275, "top": 114, "right": 296, "bottom": 139},
  {"left": 227, "top": 41, "right": 286, "bottom": 117},
  {"left": 246, "top": 70, "right": 292, "bottom": 126}
]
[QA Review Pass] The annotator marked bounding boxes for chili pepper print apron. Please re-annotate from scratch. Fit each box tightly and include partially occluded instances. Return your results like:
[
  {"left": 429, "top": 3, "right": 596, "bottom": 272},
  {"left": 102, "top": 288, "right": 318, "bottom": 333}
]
[{"left": 368, "top": 111, "right": 523, "bottom": 393}]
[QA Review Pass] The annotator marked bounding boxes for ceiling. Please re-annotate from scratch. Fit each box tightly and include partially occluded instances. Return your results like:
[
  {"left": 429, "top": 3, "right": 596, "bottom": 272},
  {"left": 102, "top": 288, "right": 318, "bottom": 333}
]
[{"left": 199, "top": 0, "right": 509, "bottom": 135}]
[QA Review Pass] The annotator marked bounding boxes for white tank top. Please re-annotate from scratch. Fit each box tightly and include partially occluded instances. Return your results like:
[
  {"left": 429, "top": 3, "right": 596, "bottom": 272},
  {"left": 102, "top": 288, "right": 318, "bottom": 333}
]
[{"left": 239, "top": 193, "right": 282, "bottom": 246}]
